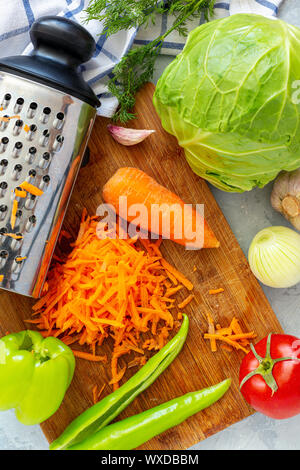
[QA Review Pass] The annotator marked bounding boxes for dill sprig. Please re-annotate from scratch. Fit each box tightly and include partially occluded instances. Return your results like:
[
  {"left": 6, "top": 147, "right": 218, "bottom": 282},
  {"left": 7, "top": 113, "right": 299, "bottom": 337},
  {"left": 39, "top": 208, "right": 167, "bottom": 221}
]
[{"left": 85, "top": 0, "right": 215, "bottom": 121}]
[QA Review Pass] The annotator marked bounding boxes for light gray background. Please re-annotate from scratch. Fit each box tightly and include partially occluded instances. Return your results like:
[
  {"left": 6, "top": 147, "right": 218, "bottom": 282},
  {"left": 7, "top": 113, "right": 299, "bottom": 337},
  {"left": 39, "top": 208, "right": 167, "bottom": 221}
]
[{"left": 1, "top": 0, "right": 299, "bottom": 450}]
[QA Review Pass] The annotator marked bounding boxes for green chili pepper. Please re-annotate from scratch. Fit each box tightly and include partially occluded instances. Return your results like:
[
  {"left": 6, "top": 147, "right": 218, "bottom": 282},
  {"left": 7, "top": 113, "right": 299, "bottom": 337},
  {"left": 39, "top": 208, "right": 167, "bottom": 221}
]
[
  {"left": 67, "top": 379, "right": 231, "bottom": 450},
  {"left": 0, "top": 330, "right": 75, "bottom": 425},
  {"left": 50, "top": 314, "right": 189, "bottom": 450}
]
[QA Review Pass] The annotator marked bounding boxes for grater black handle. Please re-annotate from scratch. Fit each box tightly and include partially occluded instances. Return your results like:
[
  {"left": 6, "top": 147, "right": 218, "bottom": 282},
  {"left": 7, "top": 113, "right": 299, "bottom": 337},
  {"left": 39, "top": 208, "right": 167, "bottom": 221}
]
[
  {"left": 30, "top": 16, "right": 96, "bottom": 67},
  {"left": 0, "top": 16, "right": 100, "bottom": 107}
]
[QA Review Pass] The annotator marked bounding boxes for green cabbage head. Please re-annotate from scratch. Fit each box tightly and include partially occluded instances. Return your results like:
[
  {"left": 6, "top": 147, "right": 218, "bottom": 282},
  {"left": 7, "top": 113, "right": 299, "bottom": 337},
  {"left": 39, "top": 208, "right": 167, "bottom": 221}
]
[{"left": 153, "top": 14, "right": 300, "bottom": 192}]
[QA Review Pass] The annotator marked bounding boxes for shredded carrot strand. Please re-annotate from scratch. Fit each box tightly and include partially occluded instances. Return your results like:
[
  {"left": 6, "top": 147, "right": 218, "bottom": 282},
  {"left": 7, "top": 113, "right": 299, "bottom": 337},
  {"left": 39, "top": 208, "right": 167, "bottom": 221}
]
[
  {"left": 19, "top": 181, "right": 43, "bottom": 196},
  {"left": 15, "top": 188, "right": 27, "bottom": 198},
  {"left": 4, "top": 233, "right": 23, "bottom": 240},
  {"left": 178, "top": 294, "right": 195, "bottom": 309},
  {"left": 160, "top": 259, "right": 193, "bottom": 291},
  {"left": 109, "top": 366, "right": 126, "bottom": 385},
  {"left": 97, "top": 383, "right": 106, "bottom": 400},
  {"left": 204, "top": 334, "right": 249, "bottom": 354},
  {"left": 92, "top": 385, "right": 98, "bottom": 404},
  {"left": 0, "top": 115, "right": 20, "bottom": 122},
  {"left": 10, "top": 200, "right": 18, "bottom": 229},
  {"left": 72, "top": 350, "right": 107, "bottom": 362},
  {"left": 209, "top": 288, "right": 224, "bottom": 295}
]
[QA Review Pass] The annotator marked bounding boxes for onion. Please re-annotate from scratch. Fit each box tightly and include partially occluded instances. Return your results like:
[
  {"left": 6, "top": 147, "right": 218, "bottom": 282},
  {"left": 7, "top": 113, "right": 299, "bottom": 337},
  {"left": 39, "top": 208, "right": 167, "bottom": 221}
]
[{"left": 248, "top": 226, "right": 300, "bottom": 288}]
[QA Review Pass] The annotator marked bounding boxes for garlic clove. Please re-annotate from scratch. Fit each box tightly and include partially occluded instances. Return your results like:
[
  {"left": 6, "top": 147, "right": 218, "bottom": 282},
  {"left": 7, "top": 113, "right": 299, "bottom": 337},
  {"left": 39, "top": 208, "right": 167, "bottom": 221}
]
[
  {"left": 271, "top": 169, "right": 300, "bottom": 231},
  {"left": 281, "top": 195, "right": 300, "bottom": 218},
  {"left": 107, "top": 124, "right": 155, "bottom": 146}
]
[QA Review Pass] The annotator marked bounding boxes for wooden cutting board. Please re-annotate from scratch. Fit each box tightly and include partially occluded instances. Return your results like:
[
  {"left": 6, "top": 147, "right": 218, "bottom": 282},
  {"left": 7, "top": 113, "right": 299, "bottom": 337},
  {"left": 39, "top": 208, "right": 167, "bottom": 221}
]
[{"left": 0, "top": 83, "right": 283, "bottom": 450}]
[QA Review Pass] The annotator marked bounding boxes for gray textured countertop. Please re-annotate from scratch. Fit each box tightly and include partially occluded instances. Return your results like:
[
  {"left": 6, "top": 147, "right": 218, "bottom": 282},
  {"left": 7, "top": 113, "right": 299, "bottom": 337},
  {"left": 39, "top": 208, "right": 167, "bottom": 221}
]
[{"left": 1, "top": 0, "right": 300, "bottom": 450}]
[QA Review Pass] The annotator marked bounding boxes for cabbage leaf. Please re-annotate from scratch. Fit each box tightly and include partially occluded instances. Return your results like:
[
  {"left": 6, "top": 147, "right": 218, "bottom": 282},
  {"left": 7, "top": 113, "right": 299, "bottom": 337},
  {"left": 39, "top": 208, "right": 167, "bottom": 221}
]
[{"left": 154, "top": 14, "right": 300, "bottom": 192}]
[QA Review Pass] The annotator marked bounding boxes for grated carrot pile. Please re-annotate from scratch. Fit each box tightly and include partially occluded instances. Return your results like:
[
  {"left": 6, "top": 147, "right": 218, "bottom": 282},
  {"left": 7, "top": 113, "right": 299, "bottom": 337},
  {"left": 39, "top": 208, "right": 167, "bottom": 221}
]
[
  {"left": 204, "top": 315, "right": 256, "bottom": 354},
  {"left": 31, "top": 212, "right": 194, "bottom": 389}
]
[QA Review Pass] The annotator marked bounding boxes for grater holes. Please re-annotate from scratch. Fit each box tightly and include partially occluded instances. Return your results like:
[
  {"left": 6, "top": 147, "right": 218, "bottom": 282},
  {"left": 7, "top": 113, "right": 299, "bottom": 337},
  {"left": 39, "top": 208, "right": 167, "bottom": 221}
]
[
  {"left": 0, "top": 204, "right": 7, "bottom": 221},
  {"left": 10, "top": 232, "right": 23, "bottom": 251},
  {"left": 0, "top": 181, "right": 8, "bottom": 197},
  {"left": 0, "top": 137, "right": 9, "bottom": 153},
  {"left": 39, "top": 129, "right": 50, "bottom": 147},
  {"left": 0, "top": 249, "right": 8, "bottom": 268},
  {"left": 13, "top": 119, "right": 23, "bottom": 136},
  {"left": 14, "top": 97, "right": 24, "bottom": 113},
  {"left": 25, "top": 146, "right": 37, "bottom": 164},
  {"left": 27, "top": 102, "right": 38, "bottom": 118},
  {"left": 0, "top": 115, "right": 9, "bottom": 131},
  {"left": 26, "top": 214, "right": 36, "bottom": 232},
  {"left": 0, "top": 227, "right": 8, "bottom": 242},
  {"left": 53, "top": 134, "right": 64, "bottom": 152},
  {"left": 0, "top": 159, "right": 8, "bottom": 175},
  {"left": 38, "top": 151, "right": 51, "bottom": 170},
  {"left": 15, "top": 209, "right": 22, "bottom": 224},
  {"left": 12, "top": 254, "right": 26, "bottom": 273},
  {"left": 53, "top": 112, "right": 65, "bottom": 130},
  {"left": 25, "top": 193, "right": 36, "bottom": 210},
  {"left": 40, "top": 107, "right": 51, "bottom": 124},
  {"left": 27, "top": 169, "right": 36, "bottom": 182},
  {"left": 1, "top": 93, "right": 11, "bottom": 109},
  {"left": 12, "top": 141, "right": 23, "bottom": 158},
  {"left": 26, "top": 124, "right": 37, "bottom": 141},
  {"left": 39, "top": 174, "right": 50, "bottom": 190},
  {"left": 12, "top": 164, "right": 22, "bottom": 180},
  {"left": 13, "top": 186, "right": 24, "bottom": 202}
]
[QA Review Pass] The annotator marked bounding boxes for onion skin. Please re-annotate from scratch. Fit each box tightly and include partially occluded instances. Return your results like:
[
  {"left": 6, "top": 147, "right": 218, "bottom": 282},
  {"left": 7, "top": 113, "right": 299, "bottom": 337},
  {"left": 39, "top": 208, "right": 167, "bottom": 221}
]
[{"left": 248, "top": 226, "right": 300, "bottom": 288}]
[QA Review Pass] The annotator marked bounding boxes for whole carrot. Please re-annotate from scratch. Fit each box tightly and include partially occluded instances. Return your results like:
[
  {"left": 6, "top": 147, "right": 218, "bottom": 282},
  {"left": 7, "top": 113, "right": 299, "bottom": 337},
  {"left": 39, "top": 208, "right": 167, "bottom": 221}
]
[{"left": 102, "top": 167, "right": 219, "bottom": 249}]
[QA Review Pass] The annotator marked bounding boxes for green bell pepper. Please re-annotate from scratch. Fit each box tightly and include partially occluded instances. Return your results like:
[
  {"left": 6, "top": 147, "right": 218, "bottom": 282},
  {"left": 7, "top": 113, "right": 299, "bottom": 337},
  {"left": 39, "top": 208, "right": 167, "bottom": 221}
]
[{"left": 0, "top": 330, "right": 75, "bottom": 425}]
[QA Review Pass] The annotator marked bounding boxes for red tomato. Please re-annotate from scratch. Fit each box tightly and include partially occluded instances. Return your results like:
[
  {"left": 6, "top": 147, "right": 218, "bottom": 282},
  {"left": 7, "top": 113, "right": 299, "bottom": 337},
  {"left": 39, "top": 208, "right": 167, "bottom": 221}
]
[{"left": 239, "top": 334, "right": 300, "bottom": 419}]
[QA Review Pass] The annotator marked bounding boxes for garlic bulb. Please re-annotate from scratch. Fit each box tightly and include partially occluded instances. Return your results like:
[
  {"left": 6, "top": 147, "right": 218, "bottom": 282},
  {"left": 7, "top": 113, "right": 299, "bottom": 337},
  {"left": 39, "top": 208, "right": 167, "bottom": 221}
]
[
  {"left": 271, "top": 169, "right": 300, "bottom": 231},
  {"left": 107, "top": 124, "right": 155, "bottom": 146}
]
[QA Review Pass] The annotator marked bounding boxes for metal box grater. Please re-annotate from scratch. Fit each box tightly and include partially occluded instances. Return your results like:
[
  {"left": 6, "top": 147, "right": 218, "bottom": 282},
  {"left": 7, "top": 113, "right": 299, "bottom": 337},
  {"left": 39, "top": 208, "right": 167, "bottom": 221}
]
[{"left": 0, "top": 16, "right": 100, "bottom": 297}]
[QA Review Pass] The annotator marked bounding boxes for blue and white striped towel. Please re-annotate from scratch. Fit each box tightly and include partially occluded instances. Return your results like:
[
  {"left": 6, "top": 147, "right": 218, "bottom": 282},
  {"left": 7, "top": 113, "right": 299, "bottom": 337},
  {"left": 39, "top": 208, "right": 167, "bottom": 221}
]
[{"left": 0, "top": 0, "right": 283, "bottom": 117}]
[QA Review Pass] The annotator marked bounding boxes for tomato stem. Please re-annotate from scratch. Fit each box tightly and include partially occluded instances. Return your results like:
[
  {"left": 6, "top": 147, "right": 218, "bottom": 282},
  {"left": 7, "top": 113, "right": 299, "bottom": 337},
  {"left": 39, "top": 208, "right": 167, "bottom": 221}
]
[{"left": 240, "top": 333, "right": 300, "bottom": 396}]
